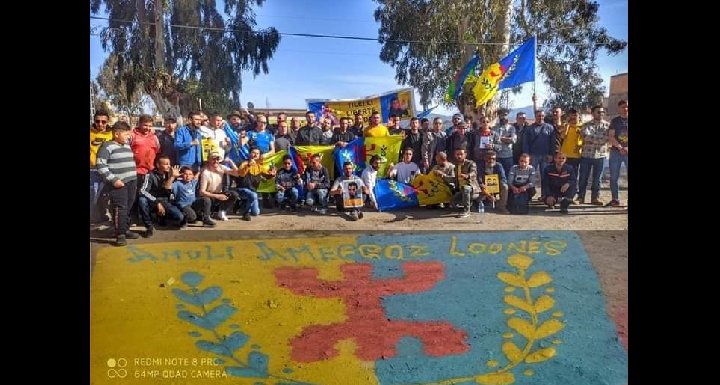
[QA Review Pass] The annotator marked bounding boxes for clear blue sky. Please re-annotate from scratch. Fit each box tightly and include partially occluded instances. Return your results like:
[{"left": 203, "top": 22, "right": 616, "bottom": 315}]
[{"left": 89, "top": 0, "right": 628, "bottom": 115}]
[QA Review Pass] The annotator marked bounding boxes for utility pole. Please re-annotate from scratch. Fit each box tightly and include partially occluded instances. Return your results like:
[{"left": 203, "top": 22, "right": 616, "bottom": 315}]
[{"left": 90, "top": 80, "right": 96, "bottom": 124}]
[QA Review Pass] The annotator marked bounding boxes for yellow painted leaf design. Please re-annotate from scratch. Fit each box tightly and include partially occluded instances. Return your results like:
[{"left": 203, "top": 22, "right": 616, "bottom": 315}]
[
  {"left": 526, "top": 271, "right": 552, "bottom": 287},
  {"left": 497, "top": 272, "right": 525, "bottom": 287},
  {"left": 508, "top": 317, "right": 535, "bottom": 340},
  {"left": 504, "top": 295, "right": 534, "bottom": 313},
  {"left": 502, "top": 341, "right": 523, "bottom": 363},
  {"left": 525, "top": 347, "right": 557, "bottom": 363},
  {"left": 534, "top": 295, "right": 555, "bottom": 313},
  {"left": 475, "top": 372, "right": 515, "bottom": 385},
  {"left": 536, "top": 319, "right": 564, "bottom": 339},
  {"left": 507, "top": 253, "right": 533, "bottom": 270}
]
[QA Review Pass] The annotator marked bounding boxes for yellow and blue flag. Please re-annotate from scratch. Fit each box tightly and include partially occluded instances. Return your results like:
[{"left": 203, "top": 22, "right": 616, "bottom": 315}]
[{"left": 473, "top": 36, "right": 536, "bottom": 107}]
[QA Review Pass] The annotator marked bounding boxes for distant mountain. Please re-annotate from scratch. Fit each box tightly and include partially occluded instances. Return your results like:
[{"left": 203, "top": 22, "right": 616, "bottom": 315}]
[{"left": 508, "top": 105, "right": 536, "bottom": 121}]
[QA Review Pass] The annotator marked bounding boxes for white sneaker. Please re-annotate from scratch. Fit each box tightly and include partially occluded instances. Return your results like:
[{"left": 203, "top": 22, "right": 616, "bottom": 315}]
[
  {"left": 318, "top": 208, "right": 327, "bottom": 215},
  {"left": 219, "top": 210, "right": 228, "bottom": 221}
]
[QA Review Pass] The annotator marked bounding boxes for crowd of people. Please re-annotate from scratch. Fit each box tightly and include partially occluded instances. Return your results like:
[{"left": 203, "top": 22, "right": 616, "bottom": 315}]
[{"left": 90, "top": 100, "right": 628, "bottom": 246}]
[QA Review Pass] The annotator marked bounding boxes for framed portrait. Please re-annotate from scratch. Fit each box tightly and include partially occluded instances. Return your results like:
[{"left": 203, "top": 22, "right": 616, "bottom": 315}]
[{"left": 342, "top": 180, "right": 364, "bottom": 208}]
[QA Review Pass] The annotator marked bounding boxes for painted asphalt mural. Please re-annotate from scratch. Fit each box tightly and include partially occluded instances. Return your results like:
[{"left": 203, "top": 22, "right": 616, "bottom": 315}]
[{"left": 90, "top": 232, "right": 627, "bottom": 384}]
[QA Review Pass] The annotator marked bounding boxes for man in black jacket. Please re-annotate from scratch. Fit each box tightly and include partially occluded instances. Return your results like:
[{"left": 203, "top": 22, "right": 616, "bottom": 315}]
[
  {"left": 137, "top": 155, "right": 184, "bottom": 236},
  {"left": 542, "top": 152, "right": 577, "bottom": 214}
]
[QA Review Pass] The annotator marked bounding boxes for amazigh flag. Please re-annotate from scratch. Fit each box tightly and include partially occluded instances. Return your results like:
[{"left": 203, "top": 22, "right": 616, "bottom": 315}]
[
  {"left": 445, "top": 55, "right": 480, "bottom": 103},
  {"left": 256, "top": 150, "right": 289, "bottom": 193},
  {"left": 412, "top": 172, "right": 453, "bottom": 205},
  {"left": 295, "top": 145, "right": 335, "bottom": 175},
  {"left": 374, "top": 179, "right": 419, "bottom": 212},
  {"left": 473, "top": 36, "right": 536, "bottom": 107},
  {"left": 333, "top": 137, "right": 365, "bottom": 176},
  {"left": 364, "top": 136, "right": 404, "bottom": 178}
]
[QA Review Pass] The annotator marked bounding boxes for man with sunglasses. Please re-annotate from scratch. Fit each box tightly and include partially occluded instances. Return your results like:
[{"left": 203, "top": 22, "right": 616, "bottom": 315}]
[{"left": 90, "top": 110, "right": 113, "bottom": 224}]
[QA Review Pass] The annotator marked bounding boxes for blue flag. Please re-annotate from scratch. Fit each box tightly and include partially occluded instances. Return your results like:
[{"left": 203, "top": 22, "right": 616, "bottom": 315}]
[
  {"left": 417, "top": 106, "right": 437, "bottom": 119},
  {"left": 374, "top": 179, "right": 419, "bottom": 212},
  {"left": 223, "top": 122, "right": 249, "bottom": 164},
  {"left": 333, "top": 137, "right": 365, "bottom": 176},
  {"left": 498, "top": 36, "right": 536, "bottom": 90}
]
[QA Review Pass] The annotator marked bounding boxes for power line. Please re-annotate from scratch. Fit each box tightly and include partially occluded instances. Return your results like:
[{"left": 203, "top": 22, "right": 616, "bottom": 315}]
[{"left": 91, "top": 16, "right": 622, "bottom": 47}]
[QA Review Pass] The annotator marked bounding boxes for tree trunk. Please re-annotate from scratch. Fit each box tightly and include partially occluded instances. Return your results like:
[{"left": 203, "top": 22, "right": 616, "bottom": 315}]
[
  {"left": 484, "top": 0, "right": 514, "bottom": 119},
  {"left": 148, "top": 91, "right": 184, "bottom": 125},
  {"left": 456, "top": 13, "right": 475, "bottom": 116},
  {"left": 154, "top": 0, "right": 164, "bottom": 73}
]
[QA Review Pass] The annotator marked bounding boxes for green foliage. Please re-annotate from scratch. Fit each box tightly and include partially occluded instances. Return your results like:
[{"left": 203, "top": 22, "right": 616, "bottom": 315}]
[
  {"left": 91, "top": 0, "right": 280, "bottom": 116},
  {"left": 373, "top": 0, "right": 626, "bottom": 110},
  {"left": 96, "top": 53, "right": 146, "bottom": 115}
]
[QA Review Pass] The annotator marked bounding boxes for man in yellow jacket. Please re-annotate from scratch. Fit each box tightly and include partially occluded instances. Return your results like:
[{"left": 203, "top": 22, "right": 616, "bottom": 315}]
[{"left": 90, "top": 110, "right": 113, "bottom": 223}]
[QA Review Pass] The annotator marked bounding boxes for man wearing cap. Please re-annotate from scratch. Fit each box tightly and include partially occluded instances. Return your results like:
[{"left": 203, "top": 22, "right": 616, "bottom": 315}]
[
  {"left": 199, "top": 151, "right": 242, "bottom": 221},
  {"left": 175, "top": 111, "right": 205, "bottom": 173},
  {"left": 157, "top": 115, "right": 179, "bottom": 165},
  {"left": 227, "top": 110, "right": 244, "bottom": 133},
  {"left": 446, "top": 114, "right": 474, "bottom": 163}
]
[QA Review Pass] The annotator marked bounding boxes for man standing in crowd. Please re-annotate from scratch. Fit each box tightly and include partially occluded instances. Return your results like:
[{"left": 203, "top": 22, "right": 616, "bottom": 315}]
[
  {"left": 523, "top": 110, "right": 555, "bottom": 199},
  {"left": 493, "top": 109, "right": 516, "bottom": 178},
  {"left": 555, "top": 108, "right": 583, "bottom": 198},
  {"left": 296, "top": 111, "right": 322, "bottom": 145},
  {"left": 350, "top": 113, "right": 364, "bottom": 137},
  {"left": 157, "top": 115, "right": 179, "bottom": 165},
  {"left": 421, "top": 117, "right": 447, "bottom": 172},
  {"left": 201, "top": 113, "right": 230, "bottom": 159},
  {"left": 333, "top": 117, "right": 357, "bottom": 148},
  {"left": 95, "top": 121, "right": 140, "bottom": 246},
  {"left": 512, "top": 112, "right": 530, "bottom": 165},
  {"left": 90, "top": 110, "right": 113, "bottom": 224},
  {"left": 363, "top": 111, "right": 389, "bottom": 137},
  {"left": 175, "top": 111, "right": 206, "bottom": 173},
  {"left": 401, "top": 117, "right": 423, "bottom": 168},
  {"left": 606, "top": 100, "right": 628, "bottom": 207},
  {"left": 274, "top": 120, "right": 293, "bottom": 151},
  {"left": 578, "top": 105, "right": 610, "bottom": 205}
]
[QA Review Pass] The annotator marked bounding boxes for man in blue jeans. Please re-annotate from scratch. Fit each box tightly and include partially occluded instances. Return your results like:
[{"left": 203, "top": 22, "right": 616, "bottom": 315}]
[
  {"left": 304, "top": 154, "right": 331, "bottom": 214},
  {"left": 237, "top": 147, "right": 276, "bottom": 220},
  {"left": 606, "top": 100, "right": 628, "bottom": 207},
  {"left": 578, "top": 106, "right": 610, "bottom": 205}
]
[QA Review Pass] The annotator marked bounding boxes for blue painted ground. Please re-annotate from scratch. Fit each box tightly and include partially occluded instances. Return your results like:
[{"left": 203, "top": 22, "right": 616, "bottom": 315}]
[{"left": 350, "top": 231, "right": 628, "bottom": 385}]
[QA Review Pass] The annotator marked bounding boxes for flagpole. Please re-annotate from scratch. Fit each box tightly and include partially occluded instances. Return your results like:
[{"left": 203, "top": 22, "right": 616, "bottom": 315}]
[{"left": 532, "top": 35, "right": 538, "bottom": 112}]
